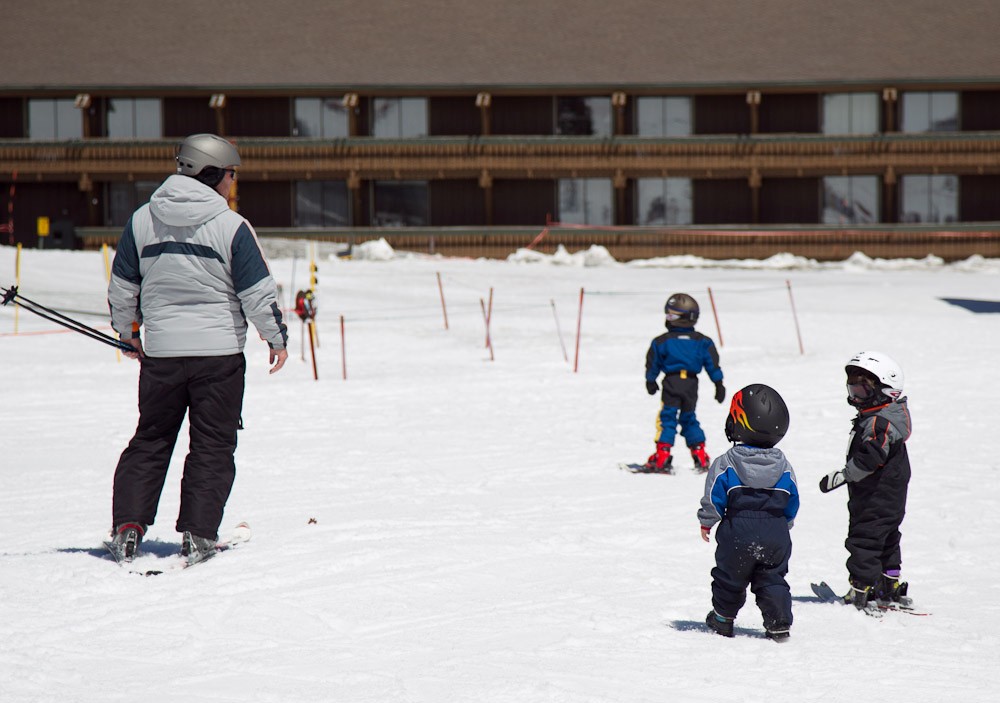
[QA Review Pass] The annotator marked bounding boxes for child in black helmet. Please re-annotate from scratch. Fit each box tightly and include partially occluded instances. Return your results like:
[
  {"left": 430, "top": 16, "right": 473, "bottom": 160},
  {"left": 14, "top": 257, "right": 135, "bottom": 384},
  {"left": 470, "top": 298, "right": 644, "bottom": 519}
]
[
  {"left": 819, "top": 351, "right": 913, "bottom": 611},
  {"left": 698, "top": 384, "right": 800, "bottom": 641},
  {"left": 643, "top": 292, "right": 725, "bottom": 472}
]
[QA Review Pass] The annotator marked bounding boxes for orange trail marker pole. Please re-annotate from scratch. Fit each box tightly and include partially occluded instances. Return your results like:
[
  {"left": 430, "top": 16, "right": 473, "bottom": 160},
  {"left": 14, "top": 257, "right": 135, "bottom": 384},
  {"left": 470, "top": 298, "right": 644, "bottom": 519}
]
[
  {"left": 480, "top": 298, "right": 494, "bottom": 361},
  {"left": 340, "top": 314, "right": 347, "bottom": 380},
  {"left": 436, "top": 272, "right": 449, "bottom": 330},
  {"left": 573, "top": 287, "right": 584, "bottom": 373},
  {"left": 786, "top": 279, "right": 805, "bottom": 355},
  {"left": 707, "top": 286, "right": 723, "bottom": 348}
]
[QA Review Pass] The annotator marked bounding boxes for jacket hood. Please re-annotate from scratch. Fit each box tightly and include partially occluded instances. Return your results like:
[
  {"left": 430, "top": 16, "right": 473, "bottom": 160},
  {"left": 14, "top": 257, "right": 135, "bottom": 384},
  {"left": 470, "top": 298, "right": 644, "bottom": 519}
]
[
  {"left": 862, "top": 397, "right": 912, "bottom": 441},
  {"left": 727, "top": 444, "right": 793, "bottom": 489},
  {"left": 149, "top": 174, "right": 231, "bottom": 228}
]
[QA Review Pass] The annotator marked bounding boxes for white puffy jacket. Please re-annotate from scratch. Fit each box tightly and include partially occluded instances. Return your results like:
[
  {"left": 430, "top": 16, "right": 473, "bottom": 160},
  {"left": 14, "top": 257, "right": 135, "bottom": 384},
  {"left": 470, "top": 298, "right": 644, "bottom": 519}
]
[{"left": 108, "top": 174, "right": 287, "bottom": 357}]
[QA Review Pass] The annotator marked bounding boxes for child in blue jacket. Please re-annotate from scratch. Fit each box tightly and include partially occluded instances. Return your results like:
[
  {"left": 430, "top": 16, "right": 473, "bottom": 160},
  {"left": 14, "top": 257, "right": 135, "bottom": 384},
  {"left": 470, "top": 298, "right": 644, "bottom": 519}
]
[
  {"left": 698, "top": 384, "right": 799, "bottom": 641},
  {"left": 644, "top": 292, "right": 724, "bottom": 472}
]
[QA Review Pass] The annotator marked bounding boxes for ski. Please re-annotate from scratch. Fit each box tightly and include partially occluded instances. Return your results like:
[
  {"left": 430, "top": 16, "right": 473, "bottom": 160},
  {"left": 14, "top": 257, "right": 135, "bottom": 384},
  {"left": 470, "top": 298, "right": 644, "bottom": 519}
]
[
  {"left": 143, "top": 522, "right": 252, "bottom": 576},
  {"left": 619, "top": 461, "right": 674, "bottom": 475},
  {"left": 810, "top": 581, "right": 929, "bottom": 617}
]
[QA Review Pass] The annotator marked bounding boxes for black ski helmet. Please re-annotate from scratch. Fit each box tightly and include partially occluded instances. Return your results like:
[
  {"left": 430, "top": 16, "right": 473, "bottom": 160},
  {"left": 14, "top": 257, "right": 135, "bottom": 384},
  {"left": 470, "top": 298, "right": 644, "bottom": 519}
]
[
  {"left": 725, "top": 383, "right": 790, "bottom": 448},
  {"left": 664, "top": 292, "right": 699, "bottom": 327}
]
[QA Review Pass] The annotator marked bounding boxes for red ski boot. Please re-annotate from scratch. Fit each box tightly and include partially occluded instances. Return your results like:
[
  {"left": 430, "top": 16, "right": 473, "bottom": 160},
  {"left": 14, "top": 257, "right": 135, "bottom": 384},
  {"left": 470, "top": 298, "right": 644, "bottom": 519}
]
[
  {"left": 690, "top": 443, "right": 710, "bottom": 473},
  {"left": 643, "top": 443, "right": 673, "bottom": 473}
]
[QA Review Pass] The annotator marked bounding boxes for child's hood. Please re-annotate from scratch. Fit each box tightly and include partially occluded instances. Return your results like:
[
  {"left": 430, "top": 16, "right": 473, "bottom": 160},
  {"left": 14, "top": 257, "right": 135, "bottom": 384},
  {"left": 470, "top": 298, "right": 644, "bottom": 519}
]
[
  {"left": 727, "top": 444, "right": 794, "bottom": 489},
  {"left": 862, "top": 397, "right": 912, "bottom": 441}
]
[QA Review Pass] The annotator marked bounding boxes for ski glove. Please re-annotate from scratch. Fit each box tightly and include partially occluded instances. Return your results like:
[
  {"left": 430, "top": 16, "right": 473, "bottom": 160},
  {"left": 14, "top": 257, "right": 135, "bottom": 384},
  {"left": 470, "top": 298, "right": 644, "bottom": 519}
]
[
  {"left": 714, "top": 381, "right": 726, "bottom": 404},
  {"left": 819, "top": 470, "right": 847, "bottom": 493},
  {"left": 646, "top": 380, "right": 659, "bottom": 395}
]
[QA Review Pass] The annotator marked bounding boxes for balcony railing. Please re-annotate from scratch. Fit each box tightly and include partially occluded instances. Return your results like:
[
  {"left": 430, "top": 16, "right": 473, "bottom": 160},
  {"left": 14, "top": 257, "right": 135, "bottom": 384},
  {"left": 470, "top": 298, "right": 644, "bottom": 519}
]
[{"left": 3, "top": 133, "right": 1000, "bottom": 180}]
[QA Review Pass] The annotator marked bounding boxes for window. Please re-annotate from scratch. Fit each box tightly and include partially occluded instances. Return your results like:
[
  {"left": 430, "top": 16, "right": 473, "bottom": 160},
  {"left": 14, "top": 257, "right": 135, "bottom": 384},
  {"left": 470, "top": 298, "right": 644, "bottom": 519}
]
[
  {"left": 822, "top": 93, "right": 879, "bottom": 135},
  {"left": 372, "top": 181, "right": 428, "bottom": 226},
  {"left": 372, "top": 98, "right": 427, "bottom": 138},
  {"left": 901, "top": 92, "right": 959, "bottom": 132},
  {"left": 899, "top": 175, "right": 958, "bottom": 223},
  {"left": 556, "top": 97, "right": 612, "bottom": 137},
  {"left": 294, "top": 98, "right": 349, "bottom": 138},
  {"left": 558, "top": 178, "right": 612, "bottom": 225},
  {"left": 822, "top": 176, "right": 879, "bottom": 224},
  {"left": 636, "top": 178, "right": 692, "bottom": 225},
  {"left": 636, "top": 97, "right": 692, "bottom": 137},
  {"left": 295, "top": 181, "right": 349, "bottom": 226},
  {"left": 107, "top": 181, "right": 159, "bottom": 226},
  {"left": 107, "top": 98, "right": 161, "bottom": 138},
  {"left": 28, "top": 99, "right": 82, "bottom": 140}
]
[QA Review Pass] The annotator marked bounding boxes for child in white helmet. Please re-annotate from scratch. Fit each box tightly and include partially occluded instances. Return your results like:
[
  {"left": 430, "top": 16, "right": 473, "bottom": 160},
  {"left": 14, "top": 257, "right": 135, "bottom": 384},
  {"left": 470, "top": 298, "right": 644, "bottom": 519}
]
[{"left": 820, "top": 351, "right": 913, "bottom": 610}]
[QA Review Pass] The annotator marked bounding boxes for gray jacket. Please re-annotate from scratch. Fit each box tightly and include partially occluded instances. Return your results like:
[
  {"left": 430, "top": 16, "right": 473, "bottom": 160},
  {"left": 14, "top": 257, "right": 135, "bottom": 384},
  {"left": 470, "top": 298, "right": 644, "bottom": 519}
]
[
  {"left": 108, "top": 174, "right": 287, "bottom": 357},
  {"left": 843, "top": 398, "right": 911, "bottom": 483}
]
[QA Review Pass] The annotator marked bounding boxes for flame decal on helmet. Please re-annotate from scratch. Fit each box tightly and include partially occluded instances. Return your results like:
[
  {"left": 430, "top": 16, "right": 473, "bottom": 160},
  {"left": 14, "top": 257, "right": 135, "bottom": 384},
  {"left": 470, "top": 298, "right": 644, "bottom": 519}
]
[{"left": 729, "top": 390, "right": 752, "bottom": 430}]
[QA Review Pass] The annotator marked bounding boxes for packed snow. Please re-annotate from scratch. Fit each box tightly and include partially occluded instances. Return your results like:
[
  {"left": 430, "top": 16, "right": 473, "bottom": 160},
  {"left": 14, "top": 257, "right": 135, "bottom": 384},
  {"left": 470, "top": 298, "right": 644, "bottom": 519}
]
[{"left": 1, "top": 239, "right": 998, "bottom": 702}]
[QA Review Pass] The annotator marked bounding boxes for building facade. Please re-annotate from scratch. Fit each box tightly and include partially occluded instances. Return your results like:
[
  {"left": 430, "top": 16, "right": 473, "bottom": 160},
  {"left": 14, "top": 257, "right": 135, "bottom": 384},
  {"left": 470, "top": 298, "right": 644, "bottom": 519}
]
[{"left": 2, "top": 1, "right": 1000, "bottom": 257}]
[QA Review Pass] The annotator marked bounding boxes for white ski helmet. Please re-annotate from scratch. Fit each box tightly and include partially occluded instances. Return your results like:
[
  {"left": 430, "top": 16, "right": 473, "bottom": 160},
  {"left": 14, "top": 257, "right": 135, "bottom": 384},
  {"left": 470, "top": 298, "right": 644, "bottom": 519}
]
[
  {"left": 175, "top": 134, "right": 241, "bottom": 176},
  {"left": 845, "top": 351, "right": 904, "bottom": 405}
]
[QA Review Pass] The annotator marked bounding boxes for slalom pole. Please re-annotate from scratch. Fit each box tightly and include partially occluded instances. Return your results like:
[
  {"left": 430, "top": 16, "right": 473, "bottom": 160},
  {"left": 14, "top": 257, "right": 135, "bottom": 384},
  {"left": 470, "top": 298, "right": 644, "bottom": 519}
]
[
  {"left": 485, "top": 287, "right": 493, "bottom": 348},
  {"left": 573, "top": 287, "right": 584, "bottom": 373},
  {"left": 340, "top": 314, "right": 347, "bottom": 380},
  {"left": 786, "top": 279, "right": 805, "bottom": 355},
  {"left": 300, "top": 319, "right": 305, "bottom": 362},
  {"left": 307, "top": 320, "right": 319, "bottom": 380},
  {"left": 13, "top": 243, "right": 21, "bottom": 333},
  {"left": 102, "top": 243, "right": 121, "bottom": 362},
  {"left": 1, "top": 285, "right": 133, "bottom": 352},
  {"left": 480, "top": 297, "right": 494, "bottom": 361},
  {"left": 707, "top": 286, "right": 724, "bottom": 347},
  {"left": 436, "top": 271, "right": 449, "bottom": 330},
  {"left": 551, "top": 299, "right": 568, "bottom": 362}
]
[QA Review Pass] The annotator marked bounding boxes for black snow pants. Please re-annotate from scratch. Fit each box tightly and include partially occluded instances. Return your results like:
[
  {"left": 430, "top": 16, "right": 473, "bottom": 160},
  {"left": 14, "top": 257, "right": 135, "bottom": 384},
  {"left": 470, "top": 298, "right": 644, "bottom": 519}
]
[
  {"left": 112, "top": 354, "right": 245, "bottom": 540},
  {"left": 845, "top": 460, "right": 910, "bottom": 587},
  {"left": 711, "top": 511, "right": 793, "bottom": 630}
]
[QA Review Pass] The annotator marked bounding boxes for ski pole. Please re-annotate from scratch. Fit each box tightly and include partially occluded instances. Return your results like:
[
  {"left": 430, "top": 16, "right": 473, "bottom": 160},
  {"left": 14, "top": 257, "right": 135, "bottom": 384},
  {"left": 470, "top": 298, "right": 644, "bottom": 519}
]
[{"left": 1, "top": 285, "right": 134, "bottom": 352}]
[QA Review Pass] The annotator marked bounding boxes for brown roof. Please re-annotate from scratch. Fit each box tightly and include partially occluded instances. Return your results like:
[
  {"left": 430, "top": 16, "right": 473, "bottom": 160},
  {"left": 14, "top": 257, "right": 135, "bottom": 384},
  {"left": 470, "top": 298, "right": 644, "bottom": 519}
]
[{"left": 4, "top": 0, "right": 1000, "bottom": 91}]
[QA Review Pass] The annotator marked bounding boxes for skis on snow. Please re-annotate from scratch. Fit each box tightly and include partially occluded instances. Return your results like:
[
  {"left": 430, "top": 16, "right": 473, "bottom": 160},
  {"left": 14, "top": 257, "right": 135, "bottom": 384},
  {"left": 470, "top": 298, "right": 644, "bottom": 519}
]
[
  {"left": 810, "top": 581, "right": 929, "bottom": 617},
  {"left": 105, "top": 522, "right": 252, "bottom": 576}
]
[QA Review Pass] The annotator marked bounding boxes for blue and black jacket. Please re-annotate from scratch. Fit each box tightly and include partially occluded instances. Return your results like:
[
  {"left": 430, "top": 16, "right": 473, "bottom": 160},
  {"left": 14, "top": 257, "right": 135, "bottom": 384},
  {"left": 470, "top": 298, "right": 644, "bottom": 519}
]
[{"left": 698, "top": 444, "right": 800, "bottom": 530}]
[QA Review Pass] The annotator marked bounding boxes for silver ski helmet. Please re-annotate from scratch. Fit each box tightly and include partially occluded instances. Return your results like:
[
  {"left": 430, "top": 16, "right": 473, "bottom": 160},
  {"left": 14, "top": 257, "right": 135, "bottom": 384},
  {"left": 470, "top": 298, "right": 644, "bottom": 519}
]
[
  {"left": 664, "top": 292, "right": 699, "bottom": 327},
  {"left": 845, "top": 351, "right": 904, "bottom": 408},
  {"left": 175, "top": 134, "right": 241, "bottom": 176},
  {"left": 725, "top": 383, "right": 789, "bottom": 448}
]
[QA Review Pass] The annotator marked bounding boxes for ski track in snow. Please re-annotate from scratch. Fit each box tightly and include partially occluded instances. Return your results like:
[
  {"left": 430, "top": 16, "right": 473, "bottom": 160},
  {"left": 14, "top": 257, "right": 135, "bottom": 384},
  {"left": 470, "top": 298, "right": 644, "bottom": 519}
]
[{"left": 1, "top": 244, "right": 999, "bottom": 702}]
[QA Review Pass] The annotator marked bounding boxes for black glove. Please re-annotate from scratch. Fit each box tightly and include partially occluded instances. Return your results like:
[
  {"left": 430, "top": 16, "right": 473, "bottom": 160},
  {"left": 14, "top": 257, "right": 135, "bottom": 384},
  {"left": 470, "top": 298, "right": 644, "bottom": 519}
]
[
  {"left": 714, "top": 381, "right": 726, "bottom": 404},
  {"left": 646, "top": 380, "right": 659, "bottom": 395},
  {"left": 819, "top": 470, "right": 847, "bottom": 493}
]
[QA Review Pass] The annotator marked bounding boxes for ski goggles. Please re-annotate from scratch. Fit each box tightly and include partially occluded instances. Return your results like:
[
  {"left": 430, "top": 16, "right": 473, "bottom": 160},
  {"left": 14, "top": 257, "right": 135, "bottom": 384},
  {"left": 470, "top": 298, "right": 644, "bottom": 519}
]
[{"left": 847, "top": 374, "right": 878, "bottom": 403}]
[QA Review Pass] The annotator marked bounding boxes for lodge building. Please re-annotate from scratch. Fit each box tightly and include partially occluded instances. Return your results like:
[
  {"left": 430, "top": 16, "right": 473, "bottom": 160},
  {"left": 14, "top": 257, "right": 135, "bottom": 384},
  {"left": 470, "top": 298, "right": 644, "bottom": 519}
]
[{"left": 2, "top": 1, "right": 1000, "bottom": 259}]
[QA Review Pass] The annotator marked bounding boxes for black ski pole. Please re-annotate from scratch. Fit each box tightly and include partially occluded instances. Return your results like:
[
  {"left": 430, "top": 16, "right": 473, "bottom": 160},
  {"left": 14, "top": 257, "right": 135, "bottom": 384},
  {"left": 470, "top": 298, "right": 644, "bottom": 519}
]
[{"left": 2, "top": 285, "right": 135, "bottom": 353}]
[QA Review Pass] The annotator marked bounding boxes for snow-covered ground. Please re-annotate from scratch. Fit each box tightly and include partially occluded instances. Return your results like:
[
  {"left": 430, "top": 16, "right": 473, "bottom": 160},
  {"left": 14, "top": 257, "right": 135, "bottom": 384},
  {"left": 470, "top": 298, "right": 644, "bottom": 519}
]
[{"left": 1, "top": 240, "right": 998, "bottom": 702}]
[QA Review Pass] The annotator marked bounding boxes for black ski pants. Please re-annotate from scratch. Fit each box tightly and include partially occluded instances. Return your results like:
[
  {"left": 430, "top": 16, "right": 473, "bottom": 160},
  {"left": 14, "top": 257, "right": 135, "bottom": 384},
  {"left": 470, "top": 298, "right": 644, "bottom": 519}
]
[
  {"left": 112, "top": 354, "right": 245, "bottom": 540},
  {"left": 711, "top": 512, "right": 793, "bottom": 630},
  {"left": 845, "top": 461, "right": 910, "bottom": 587}
]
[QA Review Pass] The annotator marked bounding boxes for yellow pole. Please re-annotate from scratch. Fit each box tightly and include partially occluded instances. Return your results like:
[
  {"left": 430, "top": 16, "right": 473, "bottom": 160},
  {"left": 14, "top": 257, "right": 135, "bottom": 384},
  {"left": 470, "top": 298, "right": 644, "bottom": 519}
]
[
  {"left": 102, "top": 243, "right": 121, "bottom": 362},
  {"left": 14, "top": 243, "right": 21, "bottom": 333}
]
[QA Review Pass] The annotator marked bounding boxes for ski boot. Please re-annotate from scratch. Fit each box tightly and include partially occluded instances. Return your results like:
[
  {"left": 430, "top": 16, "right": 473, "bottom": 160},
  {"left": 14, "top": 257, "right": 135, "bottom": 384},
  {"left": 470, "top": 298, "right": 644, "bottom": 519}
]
[
  {"left": 690, "top": 443, "right": 710, "bottom": 473},
  {"left": 766, "top": 626, "right": 791, "bottom": 643},
  {"left": 705, "top": 610, "right": 734, "bottom": 638},
  {"left": 181, "top": 532, "right": 218, "bottom": 566},
  {"left": 876, "top": 571, "right": 913, "bottom": 609},
  {"left": 643, "top": 443, "right": 673, "bottom": 473},
  {"left": 106, "top": 522, "right": 145, "bottom": 564},
  {"left": 843, "top": 581, "right": 874, "bottom": 611}
]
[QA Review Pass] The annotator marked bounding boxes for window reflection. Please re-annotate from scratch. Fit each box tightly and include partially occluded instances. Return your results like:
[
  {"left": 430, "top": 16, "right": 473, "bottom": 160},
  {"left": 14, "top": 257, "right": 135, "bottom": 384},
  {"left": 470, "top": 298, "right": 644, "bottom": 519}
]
[
  {"left": 636, "top": 178, "right": 692, "bottom": 224},
  {"left": 901, "top": 92, "right": 959, "bottom": 132},
  {"left": 107, "top": 181, "right": 159, "bottom": 226},
  {"left": 28, "top": 99, "right": 82, "bottom": 140},
  {"left": 822, "top": 176, "right": 879, "bottom": 224},
  {"left": 107, "top": 98, "right": 161, "bottom": 138},
  {"left": 556, "top": 97, "right": 612, "bottom": 136},
  {"left": 372, "top": 98, "right": 427, "bottom": 138},
  {"left": 295, "top": 181, "right": 349, "bottom": 226},
  {"left": 899, "top": 175, "right": 958, "bottom": 223},
  {"left": 636, "top": 97, "right": 692, "bottom": 137},
  {"left": 558, "top": 178, "right": 612, "bottom": 224},
  {"left": 372, "top": 181, "right": 428, "bottom": 226},
  {"left": 822, "top": 93, "right": 879, "bottom": 135},
  {"left": 294, "top": 98, "right": 349, "bottom": 138}
]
